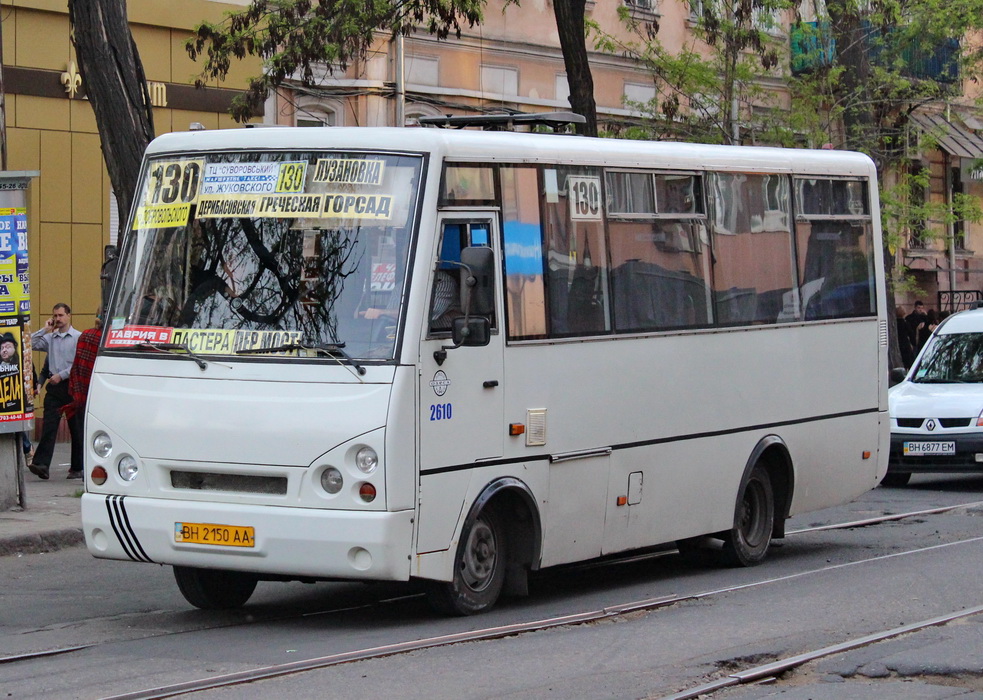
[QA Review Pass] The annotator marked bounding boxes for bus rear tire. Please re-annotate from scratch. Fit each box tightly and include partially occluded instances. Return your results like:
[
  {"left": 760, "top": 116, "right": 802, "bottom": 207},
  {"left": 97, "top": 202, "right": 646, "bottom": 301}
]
[
  {"left": 427, "top": 506, "right": 507, "bottom": 616},
  {"left": 720, "top": 464, "right": 774, "bottom": 567},
  {"left": 173, "top": 566, "right": 258, "bottom": 609}
]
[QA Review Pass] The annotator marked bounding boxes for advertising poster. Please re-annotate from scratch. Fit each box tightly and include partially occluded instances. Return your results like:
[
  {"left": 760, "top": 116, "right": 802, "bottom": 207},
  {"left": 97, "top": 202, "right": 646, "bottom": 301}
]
[{"left": 0, "top": 206, "right": 31, "bottom": 424}]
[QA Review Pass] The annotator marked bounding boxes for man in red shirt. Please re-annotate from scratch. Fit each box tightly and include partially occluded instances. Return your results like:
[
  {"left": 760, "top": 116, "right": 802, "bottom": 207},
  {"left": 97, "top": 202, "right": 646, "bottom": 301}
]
[{"left": 62, "top": 313, "right": 103, "bottom": 479}]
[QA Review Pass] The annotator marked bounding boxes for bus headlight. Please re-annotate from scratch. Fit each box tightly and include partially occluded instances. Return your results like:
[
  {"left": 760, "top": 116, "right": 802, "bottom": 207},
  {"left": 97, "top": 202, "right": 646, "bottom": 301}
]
[
  {"left": 117, "top": 455, "right": 139, "bottom": 482},
  {"left": 93, "top": 432, "right": 113, "bottom": 459},
  {"left": 320, "top": 467, "right": 343, "bottom": 494},
  {"left": 355, "top": 446, "right": 378, "bottom": 474}
]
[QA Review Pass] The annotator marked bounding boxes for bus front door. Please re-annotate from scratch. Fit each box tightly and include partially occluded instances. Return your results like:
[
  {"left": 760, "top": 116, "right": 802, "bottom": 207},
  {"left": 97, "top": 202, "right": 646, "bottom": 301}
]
[{"left": 417, "top": 215, "right": 505, "bottom": 539}]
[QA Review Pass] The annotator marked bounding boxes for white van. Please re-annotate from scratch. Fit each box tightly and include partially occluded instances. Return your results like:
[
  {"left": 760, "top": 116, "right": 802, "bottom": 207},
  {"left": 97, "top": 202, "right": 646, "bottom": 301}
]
[{"left": 887, "top": 306, "right": 983, "bottom": 486}]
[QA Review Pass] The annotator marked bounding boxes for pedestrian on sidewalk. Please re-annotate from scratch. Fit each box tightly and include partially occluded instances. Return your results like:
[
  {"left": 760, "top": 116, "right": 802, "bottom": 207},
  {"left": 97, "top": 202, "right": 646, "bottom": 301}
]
[
  {"left": 28, "top": 303, "right": 82, "bottom": 480},
  {"left": 61, "top": 311, "right": 103, "bottom": 479}
]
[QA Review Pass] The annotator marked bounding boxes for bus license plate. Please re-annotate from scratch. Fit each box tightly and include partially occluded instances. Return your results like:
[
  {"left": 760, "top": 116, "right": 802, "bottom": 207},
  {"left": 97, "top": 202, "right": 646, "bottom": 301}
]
[
  {"left": 174, "top": 522, "right": 255, "bottom": 547},
  {"left": 903, "top": 441, "right": 956, "bottom": 456}
]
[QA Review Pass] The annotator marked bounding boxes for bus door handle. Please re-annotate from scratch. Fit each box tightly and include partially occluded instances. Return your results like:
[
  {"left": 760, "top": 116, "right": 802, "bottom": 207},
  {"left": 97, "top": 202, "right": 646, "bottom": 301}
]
[{"left": 483, "top": 380, "right": 499, "bottom": 388}]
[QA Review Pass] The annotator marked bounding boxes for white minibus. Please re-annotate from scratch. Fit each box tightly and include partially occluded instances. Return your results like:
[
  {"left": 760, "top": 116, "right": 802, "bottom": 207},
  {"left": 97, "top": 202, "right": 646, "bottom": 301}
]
[{"left": 81, "top": 122, "right": 889, "bottom": 613}]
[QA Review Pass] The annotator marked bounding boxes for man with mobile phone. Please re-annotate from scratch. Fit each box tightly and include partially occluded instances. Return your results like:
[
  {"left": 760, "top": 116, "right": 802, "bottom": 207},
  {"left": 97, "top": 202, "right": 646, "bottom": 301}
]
[{"left": 29, "top": 303, "right": 82, "bottom": 479}]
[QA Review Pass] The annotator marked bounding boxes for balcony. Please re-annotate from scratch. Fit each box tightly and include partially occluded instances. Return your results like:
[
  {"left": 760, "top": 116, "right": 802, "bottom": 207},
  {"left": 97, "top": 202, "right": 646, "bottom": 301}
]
[{"left": 790, "top": 21, "right": 959, "bottom": 83}]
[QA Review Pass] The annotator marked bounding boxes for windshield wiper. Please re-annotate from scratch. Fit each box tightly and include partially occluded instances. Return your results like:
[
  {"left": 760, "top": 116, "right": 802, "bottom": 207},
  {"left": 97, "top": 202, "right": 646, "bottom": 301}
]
[
  {"left": 132, "top": 342, "right": 208, "bottom": 370},
  {"left": 913, "top": 377, "right": 967, "bottom": 384},
  {"left": 237, "top": 341, "right": 366, "bottom": 375}
]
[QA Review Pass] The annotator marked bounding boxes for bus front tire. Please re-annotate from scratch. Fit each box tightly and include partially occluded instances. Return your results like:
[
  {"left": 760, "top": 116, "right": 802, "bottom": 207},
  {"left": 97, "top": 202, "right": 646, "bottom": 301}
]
[
  {"left": 427, "top": 507, "right": 507, "bottom": 616},
  {"left": 880, "top": 472, "right": 911, "bottom": 487},
  {"left": 720, "top": 464, "right": 774, "bottom": 567},
  {"left": 173, "top": 566, "right": 258, "bottom": 610}
]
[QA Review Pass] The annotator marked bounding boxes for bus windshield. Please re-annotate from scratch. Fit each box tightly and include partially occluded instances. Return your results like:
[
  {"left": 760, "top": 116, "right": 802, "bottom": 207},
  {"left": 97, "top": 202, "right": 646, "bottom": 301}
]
[{"left": 105, "top": 150, "right": 423, "bottom": 360}]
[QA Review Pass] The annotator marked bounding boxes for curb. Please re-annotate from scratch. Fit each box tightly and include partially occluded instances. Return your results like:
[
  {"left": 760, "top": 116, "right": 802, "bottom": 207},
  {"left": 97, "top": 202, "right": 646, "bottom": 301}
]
[{"left": 0, "top": 527, "right": 84, "bottom": 557}]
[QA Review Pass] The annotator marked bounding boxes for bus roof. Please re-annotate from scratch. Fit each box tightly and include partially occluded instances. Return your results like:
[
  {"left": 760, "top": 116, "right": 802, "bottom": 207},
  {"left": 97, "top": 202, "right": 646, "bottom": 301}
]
[{"left": 146, "top": 127, "right": 877, "bottom": 178}]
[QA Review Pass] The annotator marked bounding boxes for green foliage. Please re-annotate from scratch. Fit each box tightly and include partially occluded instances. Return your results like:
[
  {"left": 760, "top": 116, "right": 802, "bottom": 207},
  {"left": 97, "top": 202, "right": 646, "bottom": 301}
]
[
  {"left": 789, "top": 0, "right": 983, "bottom": 299},
  {"left": 789, "top": 0, "right": 980, "bottom": 165},
  {"left": 594, "top": 0, "right": 795, "bottom": 144},
  {"left": 187, "top": 0, "right": 509, "bottom": 122}
]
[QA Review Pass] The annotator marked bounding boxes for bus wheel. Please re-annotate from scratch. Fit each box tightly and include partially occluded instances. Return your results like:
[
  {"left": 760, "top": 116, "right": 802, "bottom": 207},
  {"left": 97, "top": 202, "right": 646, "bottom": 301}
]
[
  {"left": 720, "top": 464, "right": 774, "bottom": 567},
  {"left": 880, "top": 472, "right": 911, "bottom": 487},
  {"left": 173, "top": 566, "right": 258, "bottom": 609},
  {"left": 427, "top": 507, "right": 507, "bottom": 615}
]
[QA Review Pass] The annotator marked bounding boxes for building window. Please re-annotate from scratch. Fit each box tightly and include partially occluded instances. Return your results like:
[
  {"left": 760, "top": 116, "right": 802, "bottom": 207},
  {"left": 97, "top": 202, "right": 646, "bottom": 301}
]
[
  {"left": 295, "top": 99, "right": 341, "bottom": 128},
  {"left": 690, "top": 0, "right": 782, "bottom": 34},
  {"left": 404, "top": 103, "right": 443, "bottom": 127},
  {"left": 623, "top": 82, "right": 657, "bottom": 114},
  {"left": 952, "top": 165, "right": 966, "bottom": 250},
  {"left": 406, "top": 55, "right": 439, "bottom": 86},
  {"left": 555, "top": 74, "right": 570, "bottom": 106},
  {"left": 906, "top": 164, "right": 929, "bottom": 249},
  {"left": 480, "top": 65, "right": 519, "bottom": 98}
]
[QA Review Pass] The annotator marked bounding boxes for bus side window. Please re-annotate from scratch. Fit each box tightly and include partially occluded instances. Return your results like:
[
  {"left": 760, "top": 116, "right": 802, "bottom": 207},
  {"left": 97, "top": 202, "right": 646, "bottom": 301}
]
[{"left": 429, "top": 221, "right": 497, "bottom": 335}]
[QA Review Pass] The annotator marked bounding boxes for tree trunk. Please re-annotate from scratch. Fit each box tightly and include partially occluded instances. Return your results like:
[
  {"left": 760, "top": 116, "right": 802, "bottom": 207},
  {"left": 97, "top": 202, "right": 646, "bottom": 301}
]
[
  {"left": 68, "top": 0, "right": 155, "bottom": 243},
  {"left": 826, "top": 0, "right": 901, "bottom": 373},
  {"left": 552, "top": 0, "right": 598, "bottom": 137},
  {"left": 827, "top": 1, "right": 871, "bottom": 152}
]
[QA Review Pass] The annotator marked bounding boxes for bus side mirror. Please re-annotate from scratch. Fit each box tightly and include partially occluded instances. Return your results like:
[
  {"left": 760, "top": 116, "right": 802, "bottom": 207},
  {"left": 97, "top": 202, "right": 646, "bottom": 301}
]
[
  {"left": 460, "top": 246, "right": 495, "bottom": 318},
  {"left": 452, "top": 317, "right": 491, "bottom": 347}
]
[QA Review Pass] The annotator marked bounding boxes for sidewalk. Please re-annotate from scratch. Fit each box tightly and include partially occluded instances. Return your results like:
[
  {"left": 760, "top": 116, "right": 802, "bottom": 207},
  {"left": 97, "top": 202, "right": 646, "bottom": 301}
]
[{"left": 0, "top": 441, "right": 83, "bottom": 556}]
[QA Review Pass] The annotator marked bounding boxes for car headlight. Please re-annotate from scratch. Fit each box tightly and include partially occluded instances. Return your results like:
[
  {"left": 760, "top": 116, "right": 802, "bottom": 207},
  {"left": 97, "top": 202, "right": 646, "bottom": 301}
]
[
  {"left": 93, "top": 432, "right": 113, "bottom": 459},
  {"left": 355, "top": 446, "right": 378, "bottom": 474},
  {"left": 117, "top": 454, "right": 139, "bottom": 482}
]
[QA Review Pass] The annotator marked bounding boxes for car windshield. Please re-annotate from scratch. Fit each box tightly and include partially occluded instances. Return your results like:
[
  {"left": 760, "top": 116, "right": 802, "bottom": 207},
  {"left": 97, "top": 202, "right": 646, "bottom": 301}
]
[
  {"left": 104, "top": 151, "right": 423, "bottom": 360},
  {"left": 913, "top": 332, "right": 983, "bottom": 383}
]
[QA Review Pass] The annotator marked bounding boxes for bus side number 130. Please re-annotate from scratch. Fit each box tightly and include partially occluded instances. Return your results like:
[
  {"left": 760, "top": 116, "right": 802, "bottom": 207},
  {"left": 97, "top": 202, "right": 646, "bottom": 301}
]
[
  {"left": 568, "top": 175, "right": 601, "bottom": 221},
  {"left": 430, "top": 403, "right": 452, "bottom": 421}
]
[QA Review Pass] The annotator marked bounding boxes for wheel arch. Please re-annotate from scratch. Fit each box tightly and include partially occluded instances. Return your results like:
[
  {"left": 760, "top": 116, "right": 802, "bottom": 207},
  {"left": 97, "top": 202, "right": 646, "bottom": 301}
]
[
  {"left": 464, "top": 476, "right": 543, "bottom": 579},
  {"left": 739, "top": 435, "right": 794, "bottom": 540}
]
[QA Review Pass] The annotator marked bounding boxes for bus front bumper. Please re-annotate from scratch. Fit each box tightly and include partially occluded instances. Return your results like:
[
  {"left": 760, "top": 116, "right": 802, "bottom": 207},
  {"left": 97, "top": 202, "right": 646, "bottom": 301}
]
[{"left": 81, "top": 494, "right": 414, "bottom": 581}]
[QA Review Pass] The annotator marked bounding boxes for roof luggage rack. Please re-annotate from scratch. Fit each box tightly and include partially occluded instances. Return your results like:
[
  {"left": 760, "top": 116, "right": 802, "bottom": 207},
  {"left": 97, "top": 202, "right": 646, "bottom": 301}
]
[{"left": 417, "top": 111, "right": 585, "bottom": 133}]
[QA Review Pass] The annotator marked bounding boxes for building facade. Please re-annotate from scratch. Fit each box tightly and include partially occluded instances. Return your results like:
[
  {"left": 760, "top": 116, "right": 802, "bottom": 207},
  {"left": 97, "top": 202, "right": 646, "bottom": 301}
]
[{"left": 2, "top": 0, "right": 258, "bottom": 333}]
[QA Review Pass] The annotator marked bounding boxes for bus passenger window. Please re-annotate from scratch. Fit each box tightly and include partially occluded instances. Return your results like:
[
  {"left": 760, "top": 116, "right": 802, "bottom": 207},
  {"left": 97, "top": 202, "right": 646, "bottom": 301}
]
[
  {"left": 502, "top": 166, "right": 547, "bottom": 339},
  {"left": 709, "top": 173, "right": 794, "bottom": 325},
  {"left": 543, "top": 167, "right": 611, "bottom": 337},
  {"left": 794, "top": 178, "right": 875, "bottom": 320}
]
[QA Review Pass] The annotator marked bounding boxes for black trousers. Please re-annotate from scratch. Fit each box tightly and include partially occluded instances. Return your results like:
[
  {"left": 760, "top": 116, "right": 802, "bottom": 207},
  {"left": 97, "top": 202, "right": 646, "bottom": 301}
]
[{"left": 32, "top": 381, "right": 82, "bottom": 472}]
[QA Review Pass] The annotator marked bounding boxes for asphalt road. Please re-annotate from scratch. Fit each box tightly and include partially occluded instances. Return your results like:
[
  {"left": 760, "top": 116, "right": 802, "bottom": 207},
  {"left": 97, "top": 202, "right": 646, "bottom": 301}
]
[{"left": 2, "top": 473, "right": 983, "bottom": 699}]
